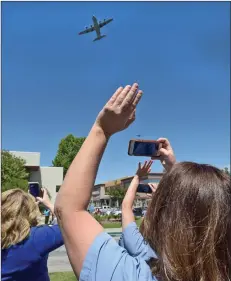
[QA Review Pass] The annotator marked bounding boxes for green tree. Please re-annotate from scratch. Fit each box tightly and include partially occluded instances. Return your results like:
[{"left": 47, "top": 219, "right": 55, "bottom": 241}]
[
  {"left": 223, "top": 167, "right": 231, "bottom": 175},
  {"left": 52, "top": 134, "right": 86, "bottom": 176},
  {"left": 1, "top": 150, "right": 29, "bottom": 192},
  {"left": 106, "top": 186, "right": 128, "bottom": 207}
]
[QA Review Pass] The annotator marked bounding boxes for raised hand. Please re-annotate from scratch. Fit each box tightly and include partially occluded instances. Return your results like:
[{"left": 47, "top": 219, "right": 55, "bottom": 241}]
[
  {"left": 136, "top": 160, "right": 153, "bottom": 178},
  {"left": 146, "top": 183, "right": 158, "bottom": 198},
  {"left": 155, "top": 138, "right": 176, "bottom": 171},
  {"left": 95, "top": 83, "right": 143, "bottom": 137},
  {"left": 148, "top": 183, "right": 158, "bottom": 193},
  {"left": 36, "top": 188, "right": 53, "bottom": 211}
]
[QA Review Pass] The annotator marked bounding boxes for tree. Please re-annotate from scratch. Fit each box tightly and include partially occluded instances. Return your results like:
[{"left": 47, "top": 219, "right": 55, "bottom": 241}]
[
  {"left": 223, "top": 167, "right": 231, "bottom": 175},
  {"left": 1, "top": 150, "right": 29, "bottom": 192},
  {"left": 52, "top": 134, "right": 86, "bottom": 176},
  {"left": 106, "top": 186, "right": 128, "bottom": 207}
]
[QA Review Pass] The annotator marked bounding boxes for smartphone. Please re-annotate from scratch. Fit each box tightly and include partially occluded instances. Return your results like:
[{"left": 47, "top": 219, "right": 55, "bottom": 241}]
[
  {"left": 128, "top": 139, "right": 162, "bottom": 158},
  {"left": 28, "top": 182, "right": 41, "bottom": 198},
  {"left": 137, "top": 184, "right": 152, "bottom": 193}
]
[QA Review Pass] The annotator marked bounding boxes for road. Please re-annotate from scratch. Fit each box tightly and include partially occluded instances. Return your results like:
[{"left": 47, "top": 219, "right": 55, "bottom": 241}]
[{"left": 48, "top": 232, "right": 120, "bottom": 273}]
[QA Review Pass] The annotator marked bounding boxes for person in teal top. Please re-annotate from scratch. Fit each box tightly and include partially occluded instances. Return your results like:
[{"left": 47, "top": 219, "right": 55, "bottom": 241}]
[
  {"left": 43, "top": 209, "right": 51, "bottom": 224},
  {"left": 55, "top": 83, "right": 231, "bottom": 281}
]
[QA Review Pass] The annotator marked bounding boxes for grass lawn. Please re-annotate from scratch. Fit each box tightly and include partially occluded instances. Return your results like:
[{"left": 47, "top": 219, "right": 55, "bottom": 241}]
[
  {"left": 102, "top": 218, "right": 142, "bottom": 229},
  {"left": 49, "top": 272, "right": 77, "bottom": 281}
]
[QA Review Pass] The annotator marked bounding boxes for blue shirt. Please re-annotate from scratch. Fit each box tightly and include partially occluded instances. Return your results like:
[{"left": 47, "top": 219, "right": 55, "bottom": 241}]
[
  {"left": 118, "top": 222, "right": 157, "bottom": 261},
  {"left": 80, "top": 222, "right": 158, "bottom": 281},
  {"left": 1, "top": 224, "right": 63, "bottom": 281}
]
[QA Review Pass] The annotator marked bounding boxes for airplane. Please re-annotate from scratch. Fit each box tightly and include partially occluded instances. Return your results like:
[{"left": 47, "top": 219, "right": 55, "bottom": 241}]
[{"left": 79, "top": 16, "right": 113, "bottom": 41}]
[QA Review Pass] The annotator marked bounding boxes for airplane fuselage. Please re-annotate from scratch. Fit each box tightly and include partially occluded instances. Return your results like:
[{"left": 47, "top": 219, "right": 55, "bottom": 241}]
[
  {"left": 79, "top": 15, "right": 111, "bottom": 41},
  {"left": 92, "top": 16, "right": 101, "bottom": 38}
]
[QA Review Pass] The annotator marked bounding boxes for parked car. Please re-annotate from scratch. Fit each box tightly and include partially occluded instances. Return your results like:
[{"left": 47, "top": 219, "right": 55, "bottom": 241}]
[
  {"left": 113, "top": 210, "right": 122, "bottom": 216},
  {"left": 100, "top": 206, "right": 112, "bottom": 215},
  {"left": 133, "top": 207, "right": 142, "bottom": 217}
]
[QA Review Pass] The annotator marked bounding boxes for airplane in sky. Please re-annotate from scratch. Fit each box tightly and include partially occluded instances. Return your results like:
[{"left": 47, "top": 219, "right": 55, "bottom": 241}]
[{"left": 79, "top": 16, "right": 113, "bottom": 41}]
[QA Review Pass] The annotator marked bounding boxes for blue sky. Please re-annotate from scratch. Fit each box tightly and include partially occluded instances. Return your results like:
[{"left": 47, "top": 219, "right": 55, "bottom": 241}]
[{"left": 2, "top": 1, "right": 230, "bottom": 183}]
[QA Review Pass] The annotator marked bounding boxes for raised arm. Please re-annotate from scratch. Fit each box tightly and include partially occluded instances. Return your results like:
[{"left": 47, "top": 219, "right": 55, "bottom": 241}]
[
  {"left": 54, "top": 83, "right": 143, "bottom": 278},
  {"left": 121, "top": 161, "right": 153, "bottom": 230},
  {"left": 120, "top": 161, "right": 158, "bottom": 260}
]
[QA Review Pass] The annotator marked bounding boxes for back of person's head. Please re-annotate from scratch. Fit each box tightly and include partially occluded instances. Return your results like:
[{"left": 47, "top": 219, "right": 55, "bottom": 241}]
[
  {"left": 141, "top": 162, "right": 231, "bottom": 281},
  {"left": 1, "top": 188, "right": 40, "bottom": 249}
]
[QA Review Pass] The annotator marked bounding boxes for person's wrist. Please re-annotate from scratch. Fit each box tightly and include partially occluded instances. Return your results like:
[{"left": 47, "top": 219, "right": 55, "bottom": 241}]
[
  {"left": 166, "top": 160, "right": 176, "bottom": 172},
  {"left": 45, "top": 202, "right": 53, "bottom": 211},
  {"left": 92, "top": 123, "right": 111, "bottom": 140},
  {"left": 134, "top": 174, "right": 141, "bottom": 181}
]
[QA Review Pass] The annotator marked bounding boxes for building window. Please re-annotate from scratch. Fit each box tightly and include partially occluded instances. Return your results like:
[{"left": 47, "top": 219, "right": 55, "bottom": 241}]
[
  {"left": 142, "top": 179, "right": 160, "bottom": 184},
  {"left": 56, "top": 185, "right": 61, "bottom": 192}
]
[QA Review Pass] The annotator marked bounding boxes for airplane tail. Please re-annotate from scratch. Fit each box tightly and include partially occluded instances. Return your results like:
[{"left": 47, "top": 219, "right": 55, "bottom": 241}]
[{"left": 93, "top": 35, "right": 106, "bottom": 42}]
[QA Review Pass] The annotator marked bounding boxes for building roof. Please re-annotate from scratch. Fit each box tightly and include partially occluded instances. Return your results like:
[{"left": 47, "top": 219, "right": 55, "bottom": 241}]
[
  {"left": 94, "top": 173, "right": 164, "bottom": 188},
  {"left": 10, "top": 151, "right": 40, "bottom": 168}
]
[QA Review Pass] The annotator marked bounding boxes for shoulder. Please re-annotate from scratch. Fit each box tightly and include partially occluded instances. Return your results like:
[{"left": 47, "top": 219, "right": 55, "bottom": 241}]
[
  {"left": 31, "top": 224, "right": 61, "bottom": 239},
  {"left": 80, "top": 231, "right": 157, "bottom": 281}
]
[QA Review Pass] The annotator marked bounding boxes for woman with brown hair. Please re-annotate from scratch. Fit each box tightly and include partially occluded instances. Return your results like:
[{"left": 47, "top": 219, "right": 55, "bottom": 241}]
[
  {"left": 1, "top": 188, "right": 64, "bottom": 281},
  {"left": 55, "top": 83, "right": 231, "bottom": 281}
]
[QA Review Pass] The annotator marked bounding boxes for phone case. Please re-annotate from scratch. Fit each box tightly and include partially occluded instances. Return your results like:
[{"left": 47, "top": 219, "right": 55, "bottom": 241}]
[{"left": 128, "top": 139, "right": 162, "bottom": 158}]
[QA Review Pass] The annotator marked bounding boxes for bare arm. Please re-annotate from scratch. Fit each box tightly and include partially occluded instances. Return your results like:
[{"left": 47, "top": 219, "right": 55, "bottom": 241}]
[
  {"left": 36, "top": 188, "right": 55, "bottom": 216},
  {"left": 122, "top": 161, "right": 153, "bottom": 230},
  {"left": 54, "top": 83, "right": 143, "bottom": 278},
  {"left": 122, "top": 175, "right": 139, "bottom": 229}
]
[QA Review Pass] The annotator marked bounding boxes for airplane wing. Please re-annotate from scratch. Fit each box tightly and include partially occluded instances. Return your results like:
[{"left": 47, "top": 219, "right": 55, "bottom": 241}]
[
  {"left": 79, "top": 26, "right": 95, "bottom": 35},
  {"left": 98, "top": 18, "right": 113, "bottom": 28}
]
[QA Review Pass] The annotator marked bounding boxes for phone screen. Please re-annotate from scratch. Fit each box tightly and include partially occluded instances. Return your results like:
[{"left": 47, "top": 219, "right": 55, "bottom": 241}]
[
  {"left": 137, "top": 184, "right": 152, "bottom": 193},
  {"left": 133, "top": 141, "right": 159, "bottom": 157},
  {"left": 29, "top": 183, "right": 40, "bottom": 198}
]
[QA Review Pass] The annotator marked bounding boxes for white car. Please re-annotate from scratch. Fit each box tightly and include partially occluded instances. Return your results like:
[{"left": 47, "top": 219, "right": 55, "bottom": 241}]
[
  {"left": 100, "top": 206, "right": 111, "bottom": 214},
  {"left": 113, "top": 210, "right": 122, "bottom": 216}
]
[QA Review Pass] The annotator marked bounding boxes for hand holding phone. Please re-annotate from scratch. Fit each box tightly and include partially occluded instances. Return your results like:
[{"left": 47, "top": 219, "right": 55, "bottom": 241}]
[
  {"left": 155, "top": 138, "right": 176, "bottom": 171},
  {"left": 128, "top": 139, "right": 162, "bottom": 158},
  {"left": 36, "top": 188, "right": 54, "bottom": 214},
  {"left": 136, "top": 183, "right": 158, "bottom": 194},
  {"left": 28, "top": 182, "right": 41, "bottom": 198}
]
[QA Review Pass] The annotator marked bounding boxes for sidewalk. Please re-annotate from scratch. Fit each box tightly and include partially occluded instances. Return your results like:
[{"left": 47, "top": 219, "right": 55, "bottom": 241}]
[{"left": 105, "top": 228, "right": 122, "bottom": 233}]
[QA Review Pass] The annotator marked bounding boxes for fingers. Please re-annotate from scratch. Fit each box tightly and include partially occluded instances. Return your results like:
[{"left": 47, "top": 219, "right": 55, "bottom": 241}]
[
  {"left": 120, "top": 83, "right": 139, "bottom": 109},
  {"left": 142, "top": 160, "right": 153, "bottom": 170},
  {"left": 113, "top": 83, "right": 143, "bottom": 112},
  {"left": 36, "top": 197, "right": 43, "bottom": 203},
  {"left": 114, "top": 85, "right": 131, "bottom": 106},
  {"left": 159, "top": 148, "right": 169, "bottom": 157},
  {"left": 132, "top": 90, "right": 143, "bottom": 108},
  {"left": 146, "top": 160, "right": 153, "bottom": 170},
  {"left": 141, "top": 161, "right": 148, "bottom": 169},
  {"left": 148, "top": 183, "right": 158, "bottom": 193},
  {"left": 106, "top": 87, "right": 123, "bottom": 106},
  {"left": 42, "top": 188, "right": 48, "bottom": 198},
  {"left": 157, "top": 138, "right": 172, "bottom": 150},
  {"left": 138, "top": 162, "right": 141, "bottom": 170}
]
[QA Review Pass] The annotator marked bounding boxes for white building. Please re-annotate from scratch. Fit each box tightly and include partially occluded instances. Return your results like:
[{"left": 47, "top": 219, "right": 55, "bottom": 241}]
[{"left": 10, "top": 151, "right": 63, "bottom": 204}]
